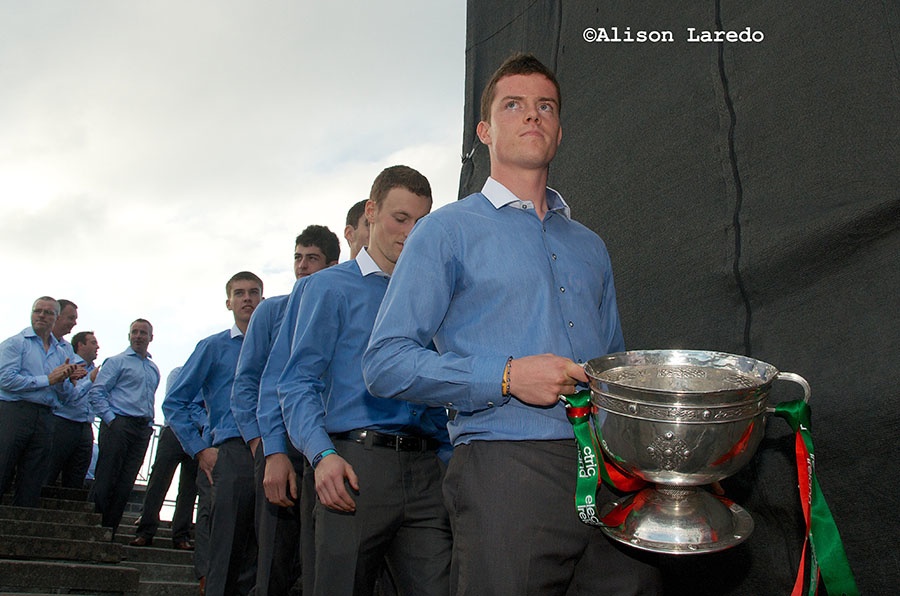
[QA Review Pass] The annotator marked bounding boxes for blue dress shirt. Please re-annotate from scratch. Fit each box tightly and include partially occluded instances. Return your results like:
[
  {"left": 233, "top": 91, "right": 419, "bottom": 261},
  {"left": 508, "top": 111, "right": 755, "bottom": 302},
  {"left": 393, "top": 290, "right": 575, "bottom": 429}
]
[
  {"left": 163, "top": 326, "right": 244, "bottom": 457},
  {"left": 88, "top": 347, "right": 160, "bottom": 425},
  {"left": 53, "top": 355, "right": 96, "bottom": 422},
  {"left": 364, "top": 177, "right": 625, "bottom": 446},
  {"left": 231, "top": 295, "right": 290, "bottom": 443},
  {"left": 278, "top": 249, "right": 451, "bottom": 464},
  {"left": 257, "top": 282, "right": 309, "bottom": 456},
  {"left": 0, "top": 327, "right": 77, "bottom": 407}
]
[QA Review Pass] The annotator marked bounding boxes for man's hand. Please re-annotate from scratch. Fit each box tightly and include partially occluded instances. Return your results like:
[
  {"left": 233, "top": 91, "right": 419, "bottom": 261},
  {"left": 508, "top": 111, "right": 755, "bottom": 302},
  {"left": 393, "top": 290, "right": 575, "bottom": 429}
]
[
  {"left": 48, "top": 359, "right": 77, "bottom": 385},
  {"left": 69, "top": 363, "right": 88, "bottom": 382},
  {"left": 508, "top": 354, "right": 587, "bottom": 407},
  {"left": 248, "top": 437, "right": 261, "bottom": 458},
  {"left": 314, "top": 453, "right": 359, "bottom": 513},
  {"left": 197, "top": 447, "right": 218, "bottom": 485},
  {"left": 263, "top": 453, "right": 298, "bottom": 507}
]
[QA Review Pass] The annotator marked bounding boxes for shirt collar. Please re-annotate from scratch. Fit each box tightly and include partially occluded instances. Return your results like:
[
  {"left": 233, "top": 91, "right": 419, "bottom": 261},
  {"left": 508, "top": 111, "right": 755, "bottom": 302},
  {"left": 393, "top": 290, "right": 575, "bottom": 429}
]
[
  {"left": 356, "top": 247, "right": 390, "bottom": 278},
  {"left": 24, "top": 326, "right": 58, "bottom": 345},
  {"left": 230, "top": 324, "right": 244, "bottom": 339},
  {"left": 481, "top": 176, "right": 571, "bottom": 220},
  {"left": 125, "top": 346, "right": 153, "bottom": 359}
]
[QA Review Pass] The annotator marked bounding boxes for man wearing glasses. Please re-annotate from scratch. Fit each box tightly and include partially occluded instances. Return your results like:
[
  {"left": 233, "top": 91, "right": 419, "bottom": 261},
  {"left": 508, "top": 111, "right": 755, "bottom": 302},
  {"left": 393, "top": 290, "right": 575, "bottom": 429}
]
[{"left": 0, "top": 297, "right": 83, "bottom": 506}]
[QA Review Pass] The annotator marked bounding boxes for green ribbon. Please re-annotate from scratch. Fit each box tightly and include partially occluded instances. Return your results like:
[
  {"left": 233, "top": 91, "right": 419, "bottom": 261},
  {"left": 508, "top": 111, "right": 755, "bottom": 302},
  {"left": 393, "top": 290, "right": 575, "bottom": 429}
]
[
  {"left": 774, "top": 400, "right": 859, "bottom": 596},
  {"left": 564, "top": 389, "right": 646, "bottom": 528}
]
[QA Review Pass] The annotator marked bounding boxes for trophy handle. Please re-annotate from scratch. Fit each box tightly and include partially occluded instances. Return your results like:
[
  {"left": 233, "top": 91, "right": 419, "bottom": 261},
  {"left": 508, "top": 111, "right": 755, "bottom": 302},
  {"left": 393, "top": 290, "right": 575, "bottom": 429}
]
[{"left": 765, "top": 372, "right": 811, "bottom": 412}]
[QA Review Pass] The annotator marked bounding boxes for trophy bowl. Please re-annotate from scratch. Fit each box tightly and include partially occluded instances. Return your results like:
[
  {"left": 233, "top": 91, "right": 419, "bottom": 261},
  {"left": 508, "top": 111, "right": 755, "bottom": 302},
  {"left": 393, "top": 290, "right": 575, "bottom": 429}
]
[{"left": 584, "top": 349, "right": 810, "bottom": 554}]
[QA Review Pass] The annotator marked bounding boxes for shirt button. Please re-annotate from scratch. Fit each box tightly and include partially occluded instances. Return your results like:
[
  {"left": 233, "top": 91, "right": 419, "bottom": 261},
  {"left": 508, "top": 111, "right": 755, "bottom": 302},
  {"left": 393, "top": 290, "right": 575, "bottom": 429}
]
[
  {"left": 487, "top": 402, "right": 494, "bottom": 408},
  {"left": 521, "top": 204, "right": 527, "bottom": 210},
  {"left": 551, "top": 254, "right": 557, "bottom": 260},
  {"left": 568, "top": 321, "right": 574, "bottom": 327},
  {"left": 559, "top": 287, "right": 566, "bottom": 293}
]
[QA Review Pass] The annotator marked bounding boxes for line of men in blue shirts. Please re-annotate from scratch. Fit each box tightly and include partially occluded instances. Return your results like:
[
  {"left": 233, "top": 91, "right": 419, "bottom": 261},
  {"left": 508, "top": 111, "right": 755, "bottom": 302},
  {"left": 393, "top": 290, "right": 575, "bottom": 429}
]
[
  {"left": 159, "top": 189, "right": 440, "bottom": 596},
  {"left": 4, "top": 54, "right": 666, "bottom": 596}
]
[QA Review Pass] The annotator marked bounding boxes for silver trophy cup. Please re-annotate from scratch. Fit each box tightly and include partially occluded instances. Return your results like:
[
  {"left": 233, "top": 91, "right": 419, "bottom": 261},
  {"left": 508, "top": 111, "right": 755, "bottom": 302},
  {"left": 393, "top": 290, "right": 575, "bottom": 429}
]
[{"left": 584, "top": 349, "right": 810, "bottom": 554}]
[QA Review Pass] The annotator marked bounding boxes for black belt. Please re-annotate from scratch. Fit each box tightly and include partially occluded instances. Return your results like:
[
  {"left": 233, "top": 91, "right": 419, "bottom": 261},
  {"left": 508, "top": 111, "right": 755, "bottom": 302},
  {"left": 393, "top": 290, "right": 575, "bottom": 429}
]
[
  {"left": 120, "top": 415, "right": 153, "bottom": 426},
  {"left": 331, "top": 429, "right": 439, "bottom": 452}
]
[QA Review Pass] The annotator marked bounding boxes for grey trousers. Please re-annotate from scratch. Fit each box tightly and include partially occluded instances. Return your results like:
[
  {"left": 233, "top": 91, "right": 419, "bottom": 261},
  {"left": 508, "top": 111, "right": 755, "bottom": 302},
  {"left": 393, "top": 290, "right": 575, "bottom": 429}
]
[
  {"left": 206, "top": 438, "right": 257, "bottom": 596},
  {"left": 443, "top": 440, "right": 663, "bottom": 596},
  {"left": 313, "top": 439, "right": 451, "bottom": 596},
  {"left": 253, "top": 443, "right": 309, "bottom": 596}
]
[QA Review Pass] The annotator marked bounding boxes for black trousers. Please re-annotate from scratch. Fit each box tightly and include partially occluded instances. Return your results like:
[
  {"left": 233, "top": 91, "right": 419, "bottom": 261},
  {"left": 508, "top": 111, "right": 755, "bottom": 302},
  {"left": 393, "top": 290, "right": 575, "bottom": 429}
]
[
  {"left": 136, "top": 425, "right": 198, "bottom": 543},
  {"left": 91, "top": 416, "right": 152, "bottom": 532},
  {"left": 444, "top": 440, "right": 663, "bottom": 596},
  {"left": 194, "top": 466, "right": 211, "bottom": 580},
  {"left": 0, "top": 400, "right": 54, "bottom": 507},
  {"left": 45, "top": 415, "right": 94, "bottom": 489}
]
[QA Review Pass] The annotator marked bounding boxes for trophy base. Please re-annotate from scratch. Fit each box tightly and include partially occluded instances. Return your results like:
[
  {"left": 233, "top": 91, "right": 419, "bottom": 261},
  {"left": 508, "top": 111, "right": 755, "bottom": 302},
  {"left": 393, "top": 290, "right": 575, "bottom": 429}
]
[{"left": 599, "top": 486, "right": 754, "bottom": 555}]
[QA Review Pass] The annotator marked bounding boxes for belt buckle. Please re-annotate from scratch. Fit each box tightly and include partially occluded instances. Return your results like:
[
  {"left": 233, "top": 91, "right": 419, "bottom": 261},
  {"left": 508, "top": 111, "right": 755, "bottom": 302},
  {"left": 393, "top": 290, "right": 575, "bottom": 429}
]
[{"left": 396, "top": 435, "right": 420, "bottom": 451}]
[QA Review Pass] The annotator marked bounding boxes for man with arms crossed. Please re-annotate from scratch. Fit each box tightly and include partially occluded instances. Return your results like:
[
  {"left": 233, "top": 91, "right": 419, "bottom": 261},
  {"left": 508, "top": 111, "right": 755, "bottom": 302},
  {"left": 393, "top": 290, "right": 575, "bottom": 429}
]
[
  {"left": 231, "top": 225, "right": 339, "bottom": 595},
  {"left": 279, "top": 165, "right": 451, "bottom": 596},
  {"left": 164, "top": 271, "right": 263, "bottom": 596},
  {"left": 364, "top": 54, "right": 662, "bottom": 595},
  {"left": 88, "top": 318, "right": 159, "bottom": 533},
  {"left": 0, "top": 297, "right": 81, "bottom": 506}
]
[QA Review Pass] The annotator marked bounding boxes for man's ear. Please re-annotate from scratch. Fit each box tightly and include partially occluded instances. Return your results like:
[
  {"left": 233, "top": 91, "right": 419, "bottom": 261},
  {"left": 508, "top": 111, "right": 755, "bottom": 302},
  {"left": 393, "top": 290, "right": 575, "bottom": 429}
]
[{"left": 476, "top": 120, "right": 491, "bottom": 145}]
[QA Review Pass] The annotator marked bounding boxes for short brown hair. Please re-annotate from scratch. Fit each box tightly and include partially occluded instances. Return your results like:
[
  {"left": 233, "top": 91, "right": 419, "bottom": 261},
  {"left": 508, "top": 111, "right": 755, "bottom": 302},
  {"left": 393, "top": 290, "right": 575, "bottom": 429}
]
[
  {"left": 225, "top": 271, "right": 263, "bottom": 297},
  {"left": 480, "top": 53, "right": 561, "bottom": 123},
  {"left": 72, "top": 331, "right": 95, "bottom": 352},
  {"left": 369, "top": 165, "right": 432, "bottom": 207}
]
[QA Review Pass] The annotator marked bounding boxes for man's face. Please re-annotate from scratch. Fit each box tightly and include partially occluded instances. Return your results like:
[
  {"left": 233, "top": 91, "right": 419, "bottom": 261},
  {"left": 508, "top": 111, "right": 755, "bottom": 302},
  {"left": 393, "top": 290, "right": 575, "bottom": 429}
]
[
  {"left": 294, "top": 244, "right": 333, "bottom": 279},
  {"left": 53, "top": 304, "right": 78, "bottom": 338},
  {"left": 77, "top": 333, "right": 100, "bottom": 363},
  {"left": 476, "top": 73, "right": 562, "bottom": 174},
  {"left": 31, "top": 300, "right": 58, "bottom": 336},
  {"left": 128, "top": 321, "right": 153, "bottom": 356},
  {"left": 367, "top": 188, "right": 432, "bottom": 268},
  {"left": 344, "top": 212, "right": 370, "bottom": 258},
  {"left": 226, "top": 280, "right": 263, "bottom": 327}
]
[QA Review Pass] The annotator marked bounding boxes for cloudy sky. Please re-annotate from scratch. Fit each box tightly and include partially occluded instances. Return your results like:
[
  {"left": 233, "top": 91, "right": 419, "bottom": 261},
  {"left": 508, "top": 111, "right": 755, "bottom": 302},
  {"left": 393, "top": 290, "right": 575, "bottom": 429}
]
[{"left": 0, "top": 1, "right": 466, "bottom": 420}]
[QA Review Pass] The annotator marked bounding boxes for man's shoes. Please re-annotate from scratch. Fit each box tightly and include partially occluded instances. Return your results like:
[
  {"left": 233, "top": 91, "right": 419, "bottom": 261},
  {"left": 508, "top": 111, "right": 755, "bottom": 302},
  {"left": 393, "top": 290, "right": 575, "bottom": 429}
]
[
  {"left": 173, "top": 539, "right": 194, "bottom": 551},
  {"left": 129, "top": 536, "right": 152, "bottom": 547}
]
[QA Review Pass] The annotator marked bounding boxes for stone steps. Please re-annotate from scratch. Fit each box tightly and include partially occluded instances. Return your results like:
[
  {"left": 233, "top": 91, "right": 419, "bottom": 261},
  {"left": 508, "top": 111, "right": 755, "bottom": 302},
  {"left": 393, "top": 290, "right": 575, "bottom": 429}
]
[
  {"left": 0, "top": 484, "right": 199, "bottom": 595},
  {"left": 0, "top": 559, "right": 140, "bottom": 595},
  {"left": 0, "top": 534, "right": 124, "bottom": 563}
]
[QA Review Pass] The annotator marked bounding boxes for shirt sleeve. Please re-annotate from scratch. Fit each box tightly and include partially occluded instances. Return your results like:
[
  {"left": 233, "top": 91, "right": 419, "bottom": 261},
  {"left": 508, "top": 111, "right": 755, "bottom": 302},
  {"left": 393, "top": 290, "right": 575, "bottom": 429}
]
[
  {"left": 87, "top": 357, "right": 122, "bottom": 425},
  {"left": 0, "top": 336, "right": 51, "bottom": 393},
  {"left": 277, "top": 277, "right": 340, "bottom": 463},
  {"left": 231, "top": 302, "right": 273, "bottom": 442},
  {"left": 257, "top": 298, "right": 297, "bottom": 456},
  {"left": 363, "top": 216, "right": 510, "bottom": 413},
  {"left": 163, "top": 341, "right": 213, "bottom": 458}
]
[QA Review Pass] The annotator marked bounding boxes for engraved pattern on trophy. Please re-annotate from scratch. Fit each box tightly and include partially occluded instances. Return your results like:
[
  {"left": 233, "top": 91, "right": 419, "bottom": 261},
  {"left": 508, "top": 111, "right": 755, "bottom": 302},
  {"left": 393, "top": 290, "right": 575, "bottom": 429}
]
[{"left": 646, "top": 432, "right": 691, "bottom": 470}]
